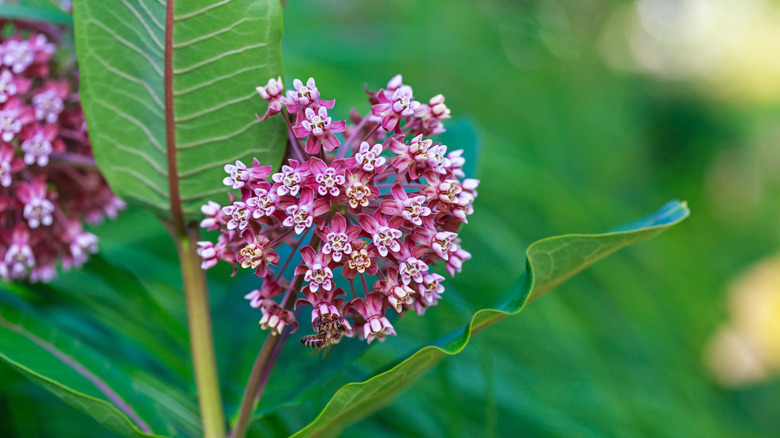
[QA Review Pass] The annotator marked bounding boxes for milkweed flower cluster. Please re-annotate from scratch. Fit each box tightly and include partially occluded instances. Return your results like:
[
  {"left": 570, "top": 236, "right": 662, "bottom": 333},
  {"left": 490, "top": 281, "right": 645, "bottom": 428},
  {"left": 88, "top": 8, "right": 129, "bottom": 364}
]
[
  {"left": 199, "top": 75, "right": 477, "bottom": 346},
  {"left": 0, "top": 24, "right": 124, "bottom": 282}
]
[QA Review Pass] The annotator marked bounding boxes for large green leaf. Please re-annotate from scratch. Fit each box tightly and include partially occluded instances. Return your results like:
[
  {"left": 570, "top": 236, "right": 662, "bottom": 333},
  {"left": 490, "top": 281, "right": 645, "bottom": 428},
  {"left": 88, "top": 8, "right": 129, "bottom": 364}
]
[
  {"left": 73, "top": 0, "right": 286, "bottom": 218},
  {"left": 0, "top": 302, "right": 169, "bottom": 438},
  {"left": 289, "top": 200, "right": 690, "bottom": 438}
]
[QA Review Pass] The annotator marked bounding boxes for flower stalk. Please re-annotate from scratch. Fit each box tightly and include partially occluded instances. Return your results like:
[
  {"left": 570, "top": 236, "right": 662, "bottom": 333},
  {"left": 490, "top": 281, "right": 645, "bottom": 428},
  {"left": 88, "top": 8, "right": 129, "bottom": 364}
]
[{"left": 175, "top": 223, "right": 226, "bottom": 438}]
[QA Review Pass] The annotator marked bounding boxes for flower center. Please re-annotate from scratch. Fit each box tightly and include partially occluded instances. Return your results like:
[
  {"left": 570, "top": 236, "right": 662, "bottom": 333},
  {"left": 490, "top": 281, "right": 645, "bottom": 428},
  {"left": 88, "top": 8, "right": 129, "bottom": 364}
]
[
  {"left": 291, "top": 207, "right": 310, "bottom": 226},
  {"left": 348, "top": 249, "right": 372, "bottom": 273},
  {"left": 402, "top": 258, "right": 422, "bottom": 278},
  {"left": 346, "top": 182, "right": 371, "bottom": 208},
  {"left": 309, "top": 115, "right": 325, "bottom": 131},
  {"left": 231, "top": 168, "right": 248, "bottom": 182},
  {"left": 309, "top": 264, "right": 331, "bottom": 284},
  {"left": 327, "top": 233, "right": 348, "bottom": 252},
  {"left": 22, "top": 134, "right": 51, "bottom": 157},
  {"left": 375, "top": 227, "right": 397, "bottom": 249},
  {"left": 297, "top": 87, "right": 312, "bottom": 100},
  {"left": 240, "top": 244, "right": 264, "bottom": 269},
  {"left": 283, "top": 171, "right": 299, "bottom": 188}
]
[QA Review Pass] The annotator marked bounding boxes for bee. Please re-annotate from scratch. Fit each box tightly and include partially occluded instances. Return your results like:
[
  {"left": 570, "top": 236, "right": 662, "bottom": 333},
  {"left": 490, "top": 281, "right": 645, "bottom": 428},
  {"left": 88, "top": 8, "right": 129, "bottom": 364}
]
[{"left": 300, "top": 314, "right": 348, "bottom": 359}]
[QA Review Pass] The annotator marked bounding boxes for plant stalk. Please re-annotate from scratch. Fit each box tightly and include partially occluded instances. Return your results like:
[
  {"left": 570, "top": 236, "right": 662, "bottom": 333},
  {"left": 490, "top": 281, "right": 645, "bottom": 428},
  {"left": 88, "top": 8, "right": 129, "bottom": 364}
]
[
  {"left": 231, "top": 235, "right": 321, "bottom": 438},
  {"left": 176, "top": 223, "right": 226, "bottom": 438},
  {"left": 230, "top": 274, "right": 304, "bottom": 438}
]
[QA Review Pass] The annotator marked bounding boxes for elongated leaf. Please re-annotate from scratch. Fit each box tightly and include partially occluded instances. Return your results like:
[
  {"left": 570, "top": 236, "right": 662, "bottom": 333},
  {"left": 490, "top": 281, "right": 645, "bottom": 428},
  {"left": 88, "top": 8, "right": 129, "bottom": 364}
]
[
  {"left": 73, "top": 0, "right": 286, "bottom": 218},
  {"left": 0, "top": 2, "right": 73, "bottom": 25},
  {"left": 0, "top": 303, "right": 167, "bottom": 438},
  {"left": 289, "top": 200, "right": 690, "bottom": 438}
]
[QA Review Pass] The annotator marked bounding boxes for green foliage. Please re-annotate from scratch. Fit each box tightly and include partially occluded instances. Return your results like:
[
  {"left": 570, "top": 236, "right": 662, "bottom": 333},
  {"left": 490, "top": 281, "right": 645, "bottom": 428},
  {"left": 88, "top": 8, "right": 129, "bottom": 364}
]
[
  {"left": 73, "top": 0, "right": 286, "bottom": 218},
  {"left": 0, "top": 304, "right": 168, "bottom": 438},
  {"left": 0, "top": 1, "right": 72, "bottom": 25},
  {"left": 290, "top": 201, "right": 689, "bottom": 438}
]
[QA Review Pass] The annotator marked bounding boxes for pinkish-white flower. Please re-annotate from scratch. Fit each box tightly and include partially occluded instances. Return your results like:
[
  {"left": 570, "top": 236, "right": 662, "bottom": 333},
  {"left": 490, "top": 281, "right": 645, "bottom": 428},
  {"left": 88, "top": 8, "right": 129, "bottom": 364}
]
[
  {"left": 307, "top": 157, "right": 347, "bottom": 197},
  {"left": 315, "top": 213, "right": 361, "bottom": 263},
  {"left": 281, "top": 188, "right": 329, "bottom": 235},
  {"left": 0, "top": 69, "right": 29, "bottom": 103},
  {"left": 197, "top": 241, "right": 218, "bottom": 269},
  {"left": 222, "top": 200, "right": 251, "bottom": 231},
  {"left": 258, "top": 301, "right": 298, "bottom": 336},
  {"left": 246, "top": 187, "right": 277, "bottom": 219},
  {"left": 295, "top": 246, "right": 334, "bottom": 292},
  {"left": 255, "top": 76, "right": 284, "bottom": 121},
  {"left": 16, "top": 178, "right": 54, "bottom": 229},
  {"left": 21, "top": 124, "right": 59, "bottom": 166},
  {"left": 236, "top": 232, "right": 279, "bottom": 277},
  {"left": 271, "top": 159, "right": 306, "bottom": 196},
  {"left": 292, "top": 106, "right": 346, "bottom": 155},
  {"left": 354, "top": 142, "right": 386, "bottom": 172},
  {"left": 348, "top": 293, "right": 396, "bottom": 343},
  {"left": 199, "top": 201, "right": 222, "bottom": 230},
  {"left": 372, "top": 85, "right": 420, "bottom": 132},
  {"left": 358, "top": 212, "right": 404, "bottom": 257},
  {"left": 32, "top": 84, "right": 67, "bottom": 123}
]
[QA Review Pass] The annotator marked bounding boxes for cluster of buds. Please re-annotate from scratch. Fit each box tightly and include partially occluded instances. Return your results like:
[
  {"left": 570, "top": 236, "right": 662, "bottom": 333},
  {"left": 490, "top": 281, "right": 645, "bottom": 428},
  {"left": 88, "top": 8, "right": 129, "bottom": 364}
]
[
  {"left": 0, "top": 23, "right": 124, "bottom": 282},
  {"left": 199, "top": 75, "right": 477, "bottom": 347}
]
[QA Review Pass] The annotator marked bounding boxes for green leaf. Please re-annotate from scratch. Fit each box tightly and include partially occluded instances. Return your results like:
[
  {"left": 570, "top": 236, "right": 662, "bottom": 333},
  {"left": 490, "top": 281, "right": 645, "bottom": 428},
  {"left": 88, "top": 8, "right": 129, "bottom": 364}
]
[
  {"left": 73, "top": 0, "right": 286, "bottom": 219},
  {"left": 0, "top": 303, "right": 168, "bottom": 438},
  {"left": 0, "top": 2, "right": 73, "bottom": 25},
  {"left": 289, "top": 200, "right": 690, "bottom": 438}
]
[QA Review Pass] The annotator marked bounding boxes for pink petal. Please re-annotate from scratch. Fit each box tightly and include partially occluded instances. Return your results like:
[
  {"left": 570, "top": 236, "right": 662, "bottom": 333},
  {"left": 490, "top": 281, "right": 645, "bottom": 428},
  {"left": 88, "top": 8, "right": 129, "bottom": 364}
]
[
  {"left": 358, "top": 214, "right": 379, "bottom": 234},
  {"left": 304, "top": 136, "right": 320, "bottom": 154},
  {"left": 308, "top": 156, "right": 328, "bottom": 174},
  {"left": 300, "top": 246, "right": 317, "bottom": 266},
  {"left": 330, "top": 119, "right": 346, "bottom": 133},
  {"left": 331, "top": 213, "right": 346, "bottom": 233},
  {"left": 292, "top": 125, "right": 310, "bottom": 138}
]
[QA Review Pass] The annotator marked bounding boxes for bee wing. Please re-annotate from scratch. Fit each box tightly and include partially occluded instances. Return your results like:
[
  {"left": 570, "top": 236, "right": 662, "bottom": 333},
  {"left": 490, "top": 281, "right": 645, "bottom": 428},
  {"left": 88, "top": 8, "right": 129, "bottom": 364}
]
[
  {"left": 320, "top": 342, "right": 336, "bottom": 360},
  {"left": 308, "top": 336, "right": 330, "bottom": 356}
]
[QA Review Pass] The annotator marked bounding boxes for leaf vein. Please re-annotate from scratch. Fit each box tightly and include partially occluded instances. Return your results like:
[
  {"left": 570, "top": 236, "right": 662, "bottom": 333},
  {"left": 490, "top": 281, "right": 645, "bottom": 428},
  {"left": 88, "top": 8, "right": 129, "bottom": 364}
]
[
  {"left": 112, "top": 167, "right": 169, "bottom": 198},
  {"left": 86, "top": 47, "right": 164, "bottom": 109},
  {"left": 172, "top": 65, "right": 266, "bottom": 97},
  {"left": 89, "top": 19, "right": 163, "bottom": 77},
  {"left": 174, "top": 92, "right": 254, "bottom": 123},
  {"left": 97, "top": 133, "right": 168, "bottom": 176},
  {"left": 0, "top": 315, "right": 154, "bottom": 433},
  {"left": 173, "top": 0, "right": 232, "bottom": 22},
  {"left": 92, "top": 98, "right": 164, "bottom": 154},
  {"left": 138, "top": 0, "right": 164, "bottom": 31},
  {"left": 176, "top": 120, "right": 256, "bottom": 150},
  {"left": 172, "top": 17, "right": 254, "bottom": 49},
  {"left": 118, "top": 0, "right": 164, "bottom": 50},
  {"left": 172, "top": 43, "right": 267, "bottom": 75},
  {"left": 178, "top": 146, "right": 270, "bottom": 178}
]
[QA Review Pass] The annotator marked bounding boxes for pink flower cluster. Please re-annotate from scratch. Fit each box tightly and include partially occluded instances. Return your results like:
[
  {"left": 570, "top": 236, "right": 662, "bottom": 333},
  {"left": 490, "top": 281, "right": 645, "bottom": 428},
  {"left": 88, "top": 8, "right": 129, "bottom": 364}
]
[
  {"left": 0, "top": 25, "right": 124, "bottom": 282},
  {"left": 199, "top": 75, "right": 477, "bottom": 346}
]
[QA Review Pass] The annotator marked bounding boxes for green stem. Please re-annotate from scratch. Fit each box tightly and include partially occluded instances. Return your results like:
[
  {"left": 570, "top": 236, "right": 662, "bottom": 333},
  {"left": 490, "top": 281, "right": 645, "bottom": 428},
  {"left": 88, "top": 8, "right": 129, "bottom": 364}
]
[
  {"left": 230, "top": 272, "right": 305, "bottom": 438},
  {"left": 176, "top": 223, "right": 226, "bottom": 438},
  {"left": 231, "top": 235, "right": 321, "bottom": 438}
]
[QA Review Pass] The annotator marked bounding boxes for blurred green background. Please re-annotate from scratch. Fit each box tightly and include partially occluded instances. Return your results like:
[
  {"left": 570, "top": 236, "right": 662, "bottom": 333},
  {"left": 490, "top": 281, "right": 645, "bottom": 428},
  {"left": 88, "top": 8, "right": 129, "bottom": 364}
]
[
  {"left": 276, "top": 0, "right": 780, "bottom": 436},
  {"left": 4, "top": 0, "right": 780, "bottom": 437}
]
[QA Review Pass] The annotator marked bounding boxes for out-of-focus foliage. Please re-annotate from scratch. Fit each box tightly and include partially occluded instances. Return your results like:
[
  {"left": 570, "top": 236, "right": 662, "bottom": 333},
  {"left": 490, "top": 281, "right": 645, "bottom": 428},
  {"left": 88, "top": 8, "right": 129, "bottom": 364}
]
[{"left": 264, "top": 0, "right": 779, "bottom": 437}]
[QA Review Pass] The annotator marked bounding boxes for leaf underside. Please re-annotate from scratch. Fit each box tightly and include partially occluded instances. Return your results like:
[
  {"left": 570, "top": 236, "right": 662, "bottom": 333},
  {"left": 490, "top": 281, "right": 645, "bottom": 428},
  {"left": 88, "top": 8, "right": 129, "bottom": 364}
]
[
  {"left": 289, "top": 200, "right": 690, "bottom": 438},
  {"left": 74, "top": 0, "right": 286, "bottom": 219}
]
